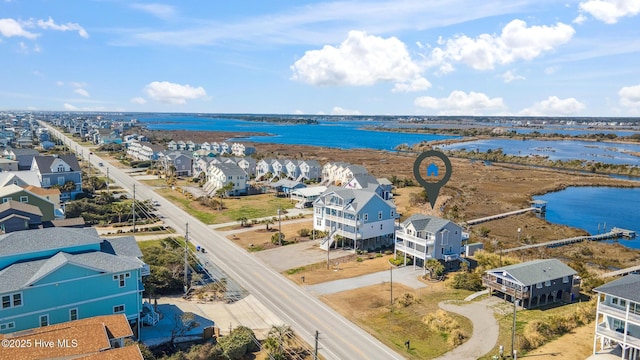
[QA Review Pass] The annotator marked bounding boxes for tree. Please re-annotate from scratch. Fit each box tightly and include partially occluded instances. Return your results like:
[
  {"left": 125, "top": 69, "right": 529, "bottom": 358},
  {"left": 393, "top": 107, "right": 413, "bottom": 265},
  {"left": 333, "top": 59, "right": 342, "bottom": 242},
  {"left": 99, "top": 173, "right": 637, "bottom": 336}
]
[
  {"left": 111, "top": 201, "right": 129, "bottom": 223},
  {"left": 169, "top": 312, "right": 199, "bottom": 347},
  {"left": 237, "top": 216, "right": 248, "bottom": 227},
  {"left": 271, "top": 232, "right": 285, "bottom": 245},
  {"left": 264, "top": 325, "right": 294, "bottom": 360},
  {"left": 425, "top": 259, "right": 445, "bottom": 280}
]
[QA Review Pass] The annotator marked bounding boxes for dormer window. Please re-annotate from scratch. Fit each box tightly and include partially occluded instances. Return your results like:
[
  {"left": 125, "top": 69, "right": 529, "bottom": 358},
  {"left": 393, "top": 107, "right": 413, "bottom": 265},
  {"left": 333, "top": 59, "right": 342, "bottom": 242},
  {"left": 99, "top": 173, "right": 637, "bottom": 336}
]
[{"left": 57, "top": 165, "right": 65, "bottom": 172}]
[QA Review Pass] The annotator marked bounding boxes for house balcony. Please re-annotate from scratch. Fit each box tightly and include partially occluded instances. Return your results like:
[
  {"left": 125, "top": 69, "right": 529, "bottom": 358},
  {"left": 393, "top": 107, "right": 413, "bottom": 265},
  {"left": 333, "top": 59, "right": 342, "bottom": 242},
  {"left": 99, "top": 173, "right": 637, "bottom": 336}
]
[
  {"left": 482, "top": 276, "right": 529, "bottom": 299},
  {"left": 141, "top": 264, "right": 151, "bottom": 277},
  {"left": 395, "top": 231, "right": 434, "bottom": 247},
  {"left": 324, "top": 214, "right": 357, "bottom": 226},
  {"left": 596, "top": 323, "right": 640, "bottom": 349},
  {"left": 598, "top": 304, "right": 640, "bottom": 327},
  {"left": 395, "top": 242, "right": 432, "bottom": 260}
]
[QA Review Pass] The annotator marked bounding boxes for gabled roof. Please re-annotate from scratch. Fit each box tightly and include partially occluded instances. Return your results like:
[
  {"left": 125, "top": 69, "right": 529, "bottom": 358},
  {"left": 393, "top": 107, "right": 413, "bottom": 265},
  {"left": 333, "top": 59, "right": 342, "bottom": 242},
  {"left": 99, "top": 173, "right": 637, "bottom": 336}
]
[
  {"left": 22, "top": 185, "right": 61, "bottom": 197},
  {"left": 487, "top": 259, "right": 576, "bottom": 287},
  {"left": 0, "top": 227, "right": 101, "bottom": 256},
  {"left": 593, "top": 274, "right": 640, "bottom": 302},
  {"left": 0, "top": 184, "right": 55, "bottom": 206},
  {"left": 272, "top": 179, "right": 305, "bottom": 189},
  {"left": 32, "top": 154, "right": 80, "bottom": 173},
  {"left": 0, "top": 314, "right": 140, "bottom": 360},
  {"left": 211, "top": 163, "right": 245, "bottom": 177},
  {"left": 0, "top": 199, "right": 43, "bottom": 216},
  {"left": 0, "top": 171, "right": 41, "bottom": 187},
  {"left": 401, "top": 214, "right": 454, "bottom": 233},
  {"left": 317, "top": 187, "right": 393, "bottom": 212},
  {"left": 0, "top": 251, "right": 145, "bottom": 292}
]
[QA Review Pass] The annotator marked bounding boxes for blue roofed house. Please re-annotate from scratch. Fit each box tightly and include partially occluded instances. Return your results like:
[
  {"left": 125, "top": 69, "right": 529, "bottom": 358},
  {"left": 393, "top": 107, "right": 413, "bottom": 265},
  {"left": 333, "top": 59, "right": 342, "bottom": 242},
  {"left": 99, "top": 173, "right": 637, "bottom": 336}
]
[
  {"left": 394, "top": 214, "right": 464, "bottom": 270},
  {"left": 0, "top": 227, "right": 152, "bottom": 334},
  {"left": 313, "top": 187, "right": 397, "bottom": 252}
]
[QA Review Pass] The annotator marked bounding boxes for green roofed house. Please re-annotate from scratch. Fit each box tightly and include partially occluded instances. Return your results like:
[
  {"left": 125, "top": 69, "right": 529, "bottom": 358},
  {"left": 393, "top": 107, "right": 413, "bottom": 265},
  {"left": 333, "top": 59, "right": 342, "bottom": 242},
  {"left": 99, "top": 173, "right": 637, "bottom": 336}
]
[
  {"left": 593, "top": 275, "right": 640, "bottom": 359},
  {"left": 482, "top": 258, "right": 580, "bottom": 309}
]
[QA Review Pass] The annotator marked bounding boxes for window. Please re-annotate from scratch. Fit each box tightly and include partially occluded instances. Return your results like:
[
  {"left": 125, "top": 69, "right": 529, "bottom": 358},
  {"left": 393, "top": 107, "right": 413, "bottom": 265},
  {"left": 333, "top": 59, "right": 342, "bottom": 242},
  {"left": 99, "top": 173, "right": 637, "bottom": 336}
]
[
  {"left": 316, "top": 219, "right": 322, "bottom": 226},
  {"left": 42, "top": 178, "right": 50, "bottom": 187},
  {"left": 536, "top": 282, "right": 543, "bottom": 289},
  {"left": 20, "top": 196, "right": 28, "bottom": 203},
  {"left": 562, "top": 276, "right": 569, "bottom": 283},
  {"left": 57, "top": 176, "right": 65, "bottom": 185},
  {"left": 378, "top": 211, "right": 382, "bottom": 220},
  {"left": 390, "top": 210, "right": 395, "bottom": 218},
  {"left": 113, "top": 273, "right": 129, "bottom": 287},
  {"left": 380, "top": 224, "right": 383, "bottom": 230},
  {"left": 621, "top": 299, "right": 627, "bottom": 308},
  {"left": 1, "top": 293, "right": 22, "bottom": 309},
  {"left": 40, "top": 315, "right": 49, "bottom": 327},
  {"left": 57, "top": 164, "right": 65, "bottom": 172},
  {"left": 113, "top": 305, "right": 125, "bottom": 313},
  {"left": 69, "top": 308, "right": 78, "bottom": 321},
  {"left": 545, "top": 280, "right": 551, "bottom": 287},
  {"left": 364, "top": 214, "right": 368, "bottom": 221},
  {"left": 1, "top": 198, "right": 9, "bottom": 203},
  {"left": 612, "top": 297, "right": 619, "bottom": 305},
  {"left": 0, "top": 322, "right": 15, "bottom": 330}
]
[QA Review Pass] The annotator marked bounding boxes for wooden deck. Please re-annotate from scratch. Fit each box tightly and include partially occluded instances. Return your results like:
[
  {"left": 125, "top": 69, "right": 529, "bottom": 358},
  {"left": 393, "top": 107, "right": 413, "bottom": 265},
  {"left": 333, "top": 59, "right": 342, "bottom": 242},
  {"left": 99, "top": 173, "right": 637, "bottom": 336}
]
[
  {"left": 465, "top": 207, "right": 536, "bottom": 226},
  {"left": 502, "top": 227, "right": 636, "bottom": 253}
]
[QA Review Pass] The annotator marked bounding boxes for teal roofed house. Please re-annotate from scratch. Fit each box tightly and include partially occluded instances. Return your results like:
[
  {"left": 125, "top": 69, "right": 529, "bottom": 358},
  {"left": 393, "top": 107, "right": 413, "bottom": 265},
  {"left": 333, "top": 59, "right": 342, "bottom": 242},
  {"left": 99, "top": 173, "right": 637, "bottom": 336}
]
[{"left": 0, "top": 227, "right": 151, "bottom": 335}]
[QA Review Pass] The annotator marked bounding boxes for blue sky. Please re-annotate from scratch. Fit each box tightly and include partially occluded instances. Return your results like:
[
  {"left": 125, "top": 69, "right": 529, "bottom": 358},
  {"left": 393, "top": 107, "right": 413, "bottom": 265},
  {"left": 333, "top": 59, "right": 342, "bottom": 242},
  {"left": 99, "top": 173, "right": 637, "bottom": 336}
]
[{"left": 1, "top": 0, "right": 640, "bottom": 116}]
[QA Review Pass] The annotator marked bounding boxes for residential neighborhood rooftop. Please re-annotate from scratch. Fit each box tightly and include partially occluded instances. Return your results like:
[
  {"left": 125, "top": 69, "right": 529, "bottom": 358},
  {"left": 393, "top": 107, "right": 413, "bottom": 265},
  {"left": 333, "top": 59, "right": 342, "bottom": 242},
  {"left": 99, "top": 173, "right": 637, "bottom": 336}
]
[
  {"left": 489, "top": 259, "right": 577, "bottom": 286},
  {"left": 593, "top": 274, "right": 640, "bottom": 301}
]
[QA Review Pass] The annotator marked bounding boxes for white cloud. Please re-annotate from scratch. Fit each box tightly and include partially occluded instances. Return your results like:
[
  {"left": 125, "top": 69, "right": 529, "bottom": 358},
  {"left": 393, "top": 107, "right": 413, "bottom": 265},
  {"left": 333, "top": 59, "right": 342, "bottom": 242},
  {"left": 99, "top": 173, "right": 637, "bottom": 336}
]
[
  {"left": 577, "top": 0, "right": 640, "bottom": 24},
  {"left": 131, "top": 3, "right": 177, "bottom": 19},
  {"left": 331, "top": 106, "right": 362, "bottom": 115},
  {"left": 291, "top": 31, "right": 429, "bottom": 91},
  {"left": 519, "top": 96, "right": 586, "bottom": 115},
  {"left": 144, "top": 81, "right": 207, "bottom": 104},
  {"left": 0, "top": 18, "right": 38, "bottom": 39},
  {"left": 74, "top": 88, "right": 90, "bottom": 97},
  {"left": 36, "top": 17, "right": 88, "bottom": 38},
  {"left": 63, "top": 103, "right": 78, "bottom": 110},
  {"left": 428, "top": 19, "right": 575, "bottom": 72},
  {"left": 130, "top": 97, "right": 147, "bottom": 105},
  {"left": 414, "top": 90, "right": 506, "bottom": 115},
  {"left": 619, "top": 84, "right": 640, "bottom": 108},
  {"left": 392, "top": 77, "right": 432, "bottom": 92},
  {"left": 501, "top": 70, "right": 526, "bottom": 83},
  {"left": 544, "top": 66, "right": 559, "bottom": 75}
]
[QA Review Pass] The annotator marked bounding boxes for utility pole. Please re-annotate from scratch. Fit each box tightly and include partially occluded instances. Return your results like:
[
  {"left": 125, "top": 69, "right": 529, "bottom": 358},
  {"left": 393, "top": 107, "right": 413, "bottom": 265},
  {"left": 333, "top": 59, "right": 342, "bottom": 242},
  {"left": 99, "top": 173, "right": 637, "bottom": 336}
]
[
  {"left": 512, "top": 298, "right": 519, "bottom": 358},
  {"left": 132, "top": 184, "right": 136, "bottom": 234},
  {"left": 314, "top": 330, "right": 319, "bottom": 360},
  {"left": 390, "top": 265, "right": 393, "bottom": 306},
  {"left": 107, "top": 167, "right": 110, "bottom": 197},
  {"left": 184, "top": 223, "right": 189, "bottom": 295},
  {"left": 277, "top": 208, "right": 282, "bottom": 246}
]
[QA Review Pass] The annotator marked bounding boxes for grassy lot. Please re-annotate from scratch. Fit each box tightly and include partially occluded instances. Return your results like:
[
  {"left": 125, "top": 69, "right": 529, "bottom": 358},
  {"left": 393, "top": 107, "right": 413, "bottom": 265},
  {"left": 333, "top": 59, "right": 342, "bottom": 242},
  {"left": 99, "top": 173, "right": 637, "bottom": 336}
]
[
  {"left": 322, "top": 280, "right": 474, "bottom": 360},
  {"left": 155, "top": 189, "right": 295, "bottom": 224}
]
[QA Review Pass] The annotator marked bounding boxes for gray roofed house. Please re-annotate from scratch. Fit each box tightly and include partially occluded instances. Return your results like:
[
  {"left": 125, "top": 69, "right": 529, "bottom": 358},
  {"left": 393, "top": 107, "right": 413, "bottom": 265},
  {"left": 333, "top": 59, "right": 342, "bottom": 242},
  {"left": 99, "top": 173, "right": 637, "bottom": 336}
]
[
  {"left": 592, "top": 275, "right": 640, "bottom": 358},
  {"left": 31, "top": 154, "right": 83, "bottom": 200},
  {"left": 0, "top": 227, "right": 150, "bottom": 334},
  {"left": 394, "top": 214, "right": 463, "bottom": 268},
  {"left": 483, "top": 258, "right": 580, "bottom": 308},
  {"left": 0, "top": 200, "right": 43, "bottom": 232}
]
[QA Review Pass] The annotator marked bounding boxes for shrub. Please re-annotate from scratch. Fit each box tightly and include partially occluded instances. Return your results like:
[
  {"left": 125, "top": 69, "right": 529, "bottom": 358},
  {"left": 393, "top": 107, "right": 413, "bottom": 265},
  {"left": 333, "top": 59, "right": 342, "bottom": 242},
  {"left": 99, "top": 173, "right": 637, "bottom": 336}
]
[
  {"left": 448, "top": 329, "right": 465, "bottom": 347},
  {"left": 356, "top": 257, "right": 363, "bottom": 262},
  {"left": 423, "top": 310, "right": 459, "bottom": 332},
  {"left": 451, "top": 272, "right": 484, "bottom": 291},
  {"left": 297, "top": 228, "right": 311, "bottom": 237},
  {"left": 396, "top": 293, "right": 419, "bottom": 307}
]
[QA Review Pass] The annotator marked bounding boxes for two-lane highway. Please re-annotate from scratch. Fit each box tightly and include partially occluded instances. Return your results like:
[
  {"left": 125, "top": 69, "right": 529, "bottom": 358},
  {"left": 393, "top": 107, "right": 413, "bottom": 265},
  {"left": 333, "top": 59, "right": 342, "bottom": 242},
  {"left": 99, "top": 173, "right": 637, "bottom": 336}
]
[{"left": 45, "top": 123, "right": 406, "bottom": 360}]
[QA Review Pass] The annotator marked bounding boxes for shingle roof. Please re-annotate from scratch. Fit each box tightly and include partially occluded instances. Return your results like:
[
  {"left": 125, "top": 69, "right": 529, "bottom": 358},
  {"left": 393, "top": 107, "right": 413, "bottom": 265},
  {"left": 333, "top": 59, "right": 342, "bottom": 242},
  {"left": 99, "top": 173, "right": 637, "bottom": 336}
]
[
  {"left": 489, "top": 259, "right": 577, "bottom": 287},
  {"left": 0, "top": 314, "right": 139, "bottom": 360},
  {"left": 101, "top": 236, "right": 143, "bottom": 257},
  {"left": 0, "top": 199, "right": 43, "bottom": 216},
  {"left": 594, "top": 274, "right": 640, "bottom": 302},
  {"left": 401, "top": 214, "right": 453, "bottom": 233},
  {"left": 212, "top": 162, "right": 245, "bottom": 177},
  {"left": 33, "top": 154, "right": 80, "bottom": 173},
  {"left": 0, "top": 227, "right": 101, "bottom": 256},
  {"left": 0, "top": 251, "right": 144, "bottom": 292}
]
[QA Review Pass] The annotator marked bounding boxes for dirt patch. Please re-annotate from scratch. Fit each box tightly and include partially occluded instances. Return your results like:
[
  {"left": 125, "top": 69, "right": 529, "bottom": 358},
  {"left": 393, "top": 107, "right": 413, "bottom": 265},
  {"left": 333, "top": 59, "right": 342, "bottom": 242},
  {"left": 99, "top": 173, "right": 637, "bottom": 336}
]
[
  {"left": 521, "top": 323, "right": 593, "bottom": 359},
  {"left": 284, "top": 254, "right": 396, "bottom": 285},
  {"left": 227, "top": 221, "right": 313, "bottom": 250}
]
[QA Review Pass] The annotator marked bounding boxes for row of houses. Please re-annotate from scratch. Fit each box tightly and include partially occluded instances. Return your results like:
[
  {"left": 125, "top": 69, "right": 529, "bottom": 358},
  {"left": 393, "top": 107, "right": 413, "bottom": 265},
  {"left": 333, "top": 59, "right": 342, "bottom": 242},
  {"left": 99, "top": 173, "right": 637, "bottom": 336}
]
[{"left": 167, "top": 140, "right": 255, "bottom": 156}]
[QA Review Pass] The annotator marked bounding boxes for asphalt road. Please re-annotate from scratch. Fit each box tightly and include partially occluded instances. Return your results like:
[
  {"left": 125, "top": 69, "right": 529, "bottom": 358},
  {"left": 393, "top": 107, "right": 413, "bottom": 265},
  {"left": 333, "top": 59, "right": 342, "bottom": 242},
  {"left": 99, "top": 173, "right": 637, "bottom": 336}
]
[{"left": 46, "top": 124, "right": 406, "bottom": 360}]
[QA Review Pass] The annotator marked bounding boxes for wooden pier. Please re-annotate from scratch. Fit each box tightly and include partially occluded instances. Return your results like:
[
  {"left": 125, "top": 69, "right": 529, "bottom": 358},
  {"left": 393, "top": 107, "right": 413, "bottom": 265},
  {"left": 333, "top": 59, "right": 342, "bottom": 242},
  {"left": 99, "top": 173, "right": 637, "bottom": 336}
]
[
  {"left": 600, "top": 264, "right": 640, "bottom": 279},
  {"left": 502, "top": 227, "right": 636, "bottom": 253},
  {"left": 464, "top": 201, "right": 547, "bottom": 226}
]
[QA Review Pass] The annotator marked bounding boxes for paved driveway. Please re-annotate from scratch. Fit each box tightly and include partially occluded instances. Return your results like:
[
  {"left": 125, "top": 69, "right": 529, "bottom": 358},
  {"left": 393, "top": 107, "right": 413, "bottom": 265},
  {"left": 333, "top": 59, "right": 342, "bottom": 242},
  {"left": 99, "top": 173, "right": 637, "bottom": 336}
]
[{"left": 305, "top": 266, "right": 428, "bottom": 295}]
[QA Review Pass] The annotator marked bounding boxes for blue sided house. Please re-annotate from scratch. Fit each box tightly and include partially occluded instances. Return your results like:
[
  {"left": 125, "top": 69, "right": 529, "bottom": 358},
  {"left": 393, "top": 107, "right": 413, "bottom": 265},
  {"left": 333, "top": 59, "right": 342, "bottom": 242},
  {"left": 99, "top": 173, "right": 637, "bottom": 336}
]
[{"left": 0, "top": 227, "right": 151, "bottom": 334}]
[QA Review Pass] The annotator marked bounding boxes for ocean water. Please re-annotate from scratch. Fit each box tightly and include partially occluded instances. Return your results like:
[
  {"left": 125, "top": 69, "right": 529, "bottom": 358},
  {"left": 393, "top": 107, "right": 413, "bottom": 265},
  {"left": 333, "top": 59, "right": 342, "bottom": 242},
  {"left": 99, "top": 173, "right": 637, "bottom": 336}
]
[
  {"left": 534, "top": 187, "right": 640, "bottom": 249},
  {"left": 139, "top": 115, "right": 458, "bottom": 151},
  {"left": 438, "top": 138, "right": 640, "bottom": 165}
]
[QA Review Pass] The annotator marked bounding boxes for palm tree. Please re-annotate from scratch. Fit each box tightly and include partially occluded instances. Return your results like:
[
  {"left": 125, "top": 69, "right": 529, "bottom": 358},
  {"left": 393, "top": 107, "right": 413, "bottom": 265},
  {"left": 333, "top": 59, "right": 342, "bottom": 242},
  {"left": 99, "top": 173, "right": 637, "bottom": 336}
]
[
  {"left": 111, "top": 201, "right": 129, "bottom": 224},
  {"left": 264, "top": 325, "right": 294, "bottom": 359},
  {"left": 238, "top": 216, "right": 248, "bottom": 227}
]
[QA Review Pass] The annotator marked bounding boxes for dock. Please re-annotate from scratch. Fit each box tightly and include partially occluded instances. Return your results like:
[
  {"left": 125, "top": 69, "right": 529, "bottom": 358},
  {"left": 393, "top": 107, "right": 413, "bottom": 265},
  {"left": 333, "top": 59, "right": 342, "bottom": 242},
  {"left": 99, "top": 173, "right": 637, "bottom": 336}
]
[
  {"left": 600, "top": 264, "right": 640, "bottom": 279},
  {"left": 464, "top": 200, "right": 547, "bottom": 226},
  {"left": 502, "top": 227, "right": 636, "bottom": 253}
]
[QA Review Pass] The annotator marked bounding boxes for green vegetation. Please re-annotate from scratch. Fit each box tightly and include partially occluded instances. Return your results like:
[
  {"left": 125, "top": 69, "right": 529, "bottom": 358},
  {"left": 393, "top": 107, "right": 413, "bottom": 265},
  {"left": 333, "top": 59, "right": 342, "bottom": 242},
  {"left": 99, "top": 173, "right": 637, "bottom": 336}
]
[
  {"left": 155, "top": 189, "right": 294, "bottom": 224},
  {"left": 139, "top": 238, "right": 197, "bottom": 296}
]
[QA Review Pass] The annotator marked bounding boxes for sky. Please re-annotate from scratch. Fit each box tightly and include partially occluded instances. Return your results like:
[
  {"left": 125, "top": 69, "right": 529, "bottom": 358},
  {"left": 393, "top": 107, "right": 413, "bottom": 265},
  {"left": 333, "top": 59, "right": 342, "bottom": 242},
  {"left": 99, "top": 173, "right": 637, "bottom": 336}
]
[{"left": 1, "top": 1, "right": 640, "bottom": 117}]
